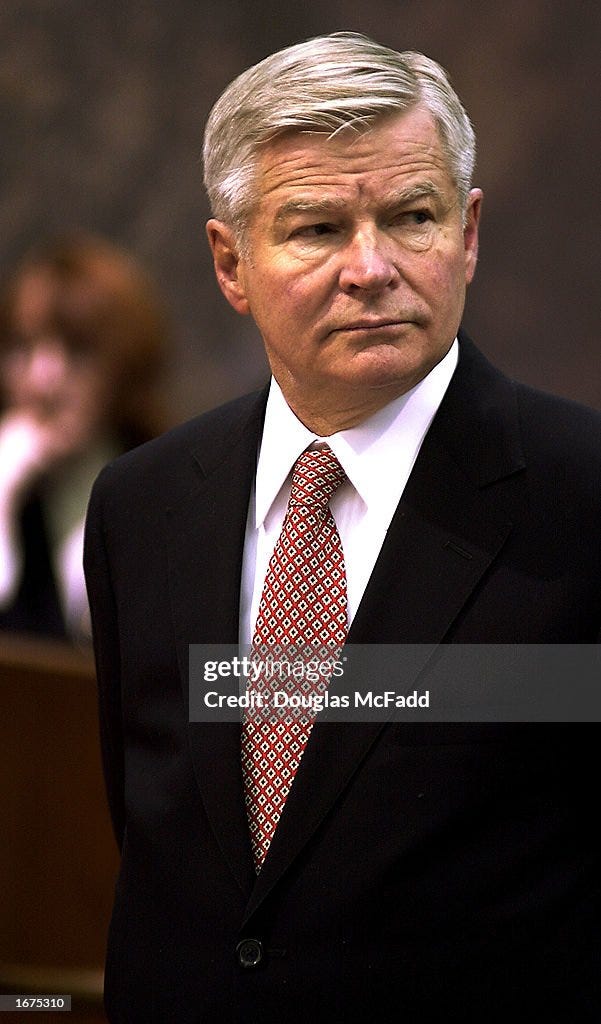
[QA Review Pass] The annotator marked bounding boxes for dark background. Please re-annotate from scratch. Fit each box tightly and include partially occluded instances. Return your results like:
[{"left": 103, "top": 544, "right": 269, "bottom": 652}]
[{"left": 1, "top": 0, "right": 600, "bottom": 421}]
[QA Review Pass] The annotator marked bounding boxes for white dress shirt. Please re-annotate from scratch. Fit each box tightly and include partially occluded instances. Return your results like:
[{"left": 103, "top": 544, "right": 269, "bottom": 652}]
[
  {"left": 0, "top": 440, "right": 116, "bottom": 638},
  {"left": 239, "top": 339, "right": 459, "bottom": 648}
]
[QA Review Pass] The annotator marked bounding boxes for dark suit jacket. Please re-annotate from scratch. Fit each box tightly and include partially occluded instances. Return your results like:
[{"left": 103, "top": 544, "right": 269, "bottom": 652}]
[{"left": 84, "top": 335, "right": 601, "bottom": 1023}]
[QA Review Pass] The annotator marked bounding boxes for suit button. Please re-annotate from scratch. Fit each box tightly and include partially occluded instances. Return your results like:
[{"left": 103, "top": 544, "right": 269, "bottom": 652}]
[{"left": 236, "top": 938, "right": 263, "bottom": 968}]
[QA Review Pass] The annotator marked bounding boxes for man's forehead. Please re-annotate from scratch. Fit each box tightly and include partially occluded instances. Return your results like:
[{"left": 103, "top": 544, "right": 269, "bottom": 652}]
[{"left": 253, "top": 108, "right": 453, "bottom": 210}]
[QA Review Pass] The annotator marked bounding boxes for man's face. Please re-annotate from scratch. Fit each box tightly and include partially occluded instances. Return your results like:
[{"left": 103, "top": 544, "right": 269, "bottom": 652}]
[{"left": 208, "top": 105, "right": 482, "bottom": 432}]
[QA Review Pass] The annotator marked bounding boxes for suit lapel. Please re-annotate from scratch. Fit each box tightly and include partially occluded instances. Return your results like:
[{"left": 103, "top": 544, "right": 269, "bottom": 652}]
[
  {"left": 166, "top": 389, "right": 268, "bottom": 896},
  {"left": 243, "top": 336, "right": 527, "bottom": 920},
  {"left": 349, "top": 333, "right": 526, "bottom": 647}
]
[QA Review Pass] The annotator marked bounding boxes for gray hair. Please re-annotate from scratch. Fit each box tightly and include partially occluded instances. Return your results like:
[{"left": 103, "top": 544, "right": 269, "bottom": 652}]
[{"left": 203, "top": 32, "right": 476, "bottom": 238}]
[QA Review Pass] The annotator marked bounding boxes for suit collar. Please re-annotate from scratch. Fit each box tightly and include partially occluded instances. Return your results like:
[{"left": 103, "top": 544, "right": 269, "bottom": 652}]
[
  {"left": 187, "top": 385, "right": 270, "bottom": 480},
  {"left": 436, "top": 330, "right": 526, "bottom": 487}
]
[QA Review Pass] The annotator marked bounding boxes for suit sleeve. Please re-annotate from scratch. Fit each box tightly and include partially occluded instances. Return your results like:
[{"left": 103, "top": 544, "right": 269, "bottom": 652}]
[{"left": 84, "top": 465, "right": 126, "bottom": 849}]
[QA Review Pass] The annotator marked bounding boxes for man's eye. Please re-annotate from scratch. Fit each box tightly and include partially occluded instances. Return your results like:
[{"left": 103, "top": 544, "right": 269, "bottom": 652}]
[
  {"left": 409, "top": 210, "right": 432, "bottom": 225},
  {"left": 390, "top": 210, "right": 432, "bottom": 228},
  {"left": 292, "top": 223, "right": 336, "bottom": 238}
]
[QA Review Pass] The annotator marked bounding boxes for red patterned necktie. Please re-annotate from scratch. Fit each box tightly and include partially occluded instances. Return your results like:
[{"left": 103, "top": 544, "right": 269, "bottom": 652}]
[{"left": 241, "top": 445, "right": 348, "bottom": 871}]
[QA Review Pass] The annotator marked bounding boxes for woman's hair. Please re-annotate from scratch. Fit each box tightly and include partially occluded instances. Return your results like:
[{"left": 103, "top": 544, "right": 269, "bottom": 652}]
[{"left": 0, "top": 234, "right": 168, "bottom": 448}]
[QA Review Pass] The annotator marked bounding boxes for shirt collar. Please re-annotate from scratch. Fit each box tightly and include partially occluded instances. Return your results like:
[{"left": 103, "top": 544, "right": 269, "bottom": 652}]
[{"left": 254, "top": 338, "right": 459, "bottom": 528}]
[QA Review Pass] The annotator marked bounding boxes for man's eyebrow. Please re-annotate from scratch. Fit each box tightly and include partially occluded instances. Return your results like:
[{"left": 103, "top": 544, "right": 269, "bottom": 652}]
[
  {"left": 273, "top": 182, "right": 447, "bottom": 223},
  {"left": 274, "top": 197, "right": 349, "bottom": 222},
  {"left": 383, "top": 182, "right": 446, "bottom": 208}
]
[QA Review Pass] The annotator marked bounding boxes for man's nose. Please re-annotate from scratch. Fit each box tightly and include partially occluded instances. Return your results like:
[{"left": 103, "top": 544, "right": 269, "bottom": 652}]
[{"left": 338, "top": 228, "right": 400, "bottom": 293}]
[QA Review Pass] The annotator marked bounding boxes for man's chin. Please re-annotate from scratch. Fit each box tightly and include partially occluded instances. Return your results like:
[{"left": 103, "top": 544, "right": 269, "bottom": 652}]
[{"left": 336, "top": 344, "right": 435, "bottom": 392}]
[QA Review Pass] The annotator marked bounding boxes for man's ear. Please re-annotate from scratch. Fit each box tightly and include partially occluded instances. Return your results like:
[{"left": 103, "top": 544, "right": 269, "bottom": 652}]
[
  {"left": 206, "top": 219, "right": 250, "bottom": 315},
  {"left": 463, "top": 188, "right": 483, "bottom": 285}
]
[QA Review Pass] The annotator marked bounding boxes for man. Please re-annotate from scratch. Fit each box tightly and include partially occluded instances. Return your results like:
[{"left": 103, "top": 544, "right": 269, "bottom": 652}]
[{"left": 85, "top": 32, "right": 601, "bottom": 1023}]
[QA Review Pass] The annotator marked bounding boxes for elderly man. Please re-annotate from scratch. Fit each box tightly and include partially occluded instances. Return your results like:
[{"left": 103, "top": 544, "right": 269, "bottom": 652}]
[{"left": 85, "top": 32, "right": 601, "bottom": 1023}]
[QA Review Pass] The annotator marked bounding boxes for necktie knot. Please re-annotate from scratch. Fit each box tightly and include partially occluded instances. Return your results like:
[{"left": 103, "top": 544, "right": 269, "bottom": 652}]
[{"left": 289, "top": 446, "right": 346, "bottom": 517}]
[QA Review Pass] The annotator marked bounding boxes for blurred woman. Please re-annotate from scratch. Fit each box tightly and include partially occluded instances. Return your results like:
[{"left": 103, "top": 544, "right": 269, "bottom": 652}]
[{"left": 0, "top": 235, "right": 168, "bottom": 640}]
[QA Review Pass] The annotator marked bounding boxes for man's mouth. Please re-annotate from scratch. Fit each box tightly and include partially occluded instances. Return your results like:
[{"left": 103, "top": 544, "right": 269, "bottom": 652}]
[{"left": 332, "top": 318, "right": 415, "bottom": 333}]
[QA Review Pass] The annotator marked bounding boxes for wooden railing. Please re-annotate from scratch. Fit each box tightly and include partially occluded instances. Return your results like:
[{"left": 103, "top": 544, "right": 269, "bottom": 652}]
[{"left": 0, "top": 633, "right": 118, "bottom": 1022}]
